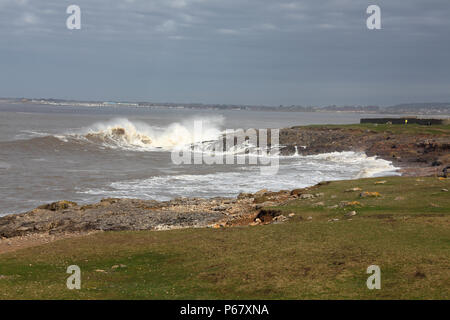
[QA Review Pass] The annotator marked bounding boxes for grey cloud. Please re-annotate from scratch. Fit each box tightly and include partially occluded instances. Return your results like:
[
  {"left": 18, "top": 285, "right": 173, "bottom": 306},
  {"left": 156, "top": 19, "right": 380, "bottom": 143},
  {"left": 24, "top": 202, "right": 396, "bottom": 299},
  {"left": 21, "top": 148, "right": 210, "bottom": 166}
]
[{"left": 0, "top": 0, "right": 449, "bottom": 105}]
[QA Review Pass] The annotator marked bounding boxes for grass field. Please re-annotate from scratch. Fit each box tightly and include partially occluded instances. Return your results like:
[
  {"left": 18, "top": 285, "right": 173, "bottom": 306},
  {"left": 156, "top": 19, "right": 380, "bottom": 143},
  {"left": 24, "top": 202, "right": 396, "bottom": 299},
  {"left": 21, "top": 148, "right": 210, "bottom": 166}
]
[
  {"left": 304, "top": 123, "right": 450, "bottom": 135},
  {"left": 0, "top": 176, "right": 449, "bottom": 299}
]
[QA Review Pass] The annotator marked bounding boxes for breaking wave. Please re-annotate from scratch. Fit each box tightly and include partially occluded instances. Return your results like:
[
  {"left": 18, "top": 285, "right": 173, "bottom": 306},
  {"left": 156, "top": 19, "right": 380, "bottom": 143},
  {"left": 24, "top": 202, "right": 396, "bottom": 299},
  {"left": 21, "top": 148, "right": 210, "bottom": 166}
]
[{"left": 65, "top": 117, "right": 225, "bottom": 151}]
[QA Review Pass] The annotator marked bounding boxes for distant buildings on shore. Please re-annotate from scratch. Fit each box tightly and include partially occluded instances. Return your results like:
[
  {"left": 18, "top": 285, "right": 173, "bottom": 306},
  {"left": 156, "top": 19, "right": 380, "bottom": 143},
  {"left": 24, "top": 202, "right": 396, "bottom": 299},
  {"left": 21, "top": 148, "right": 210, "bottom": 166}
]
[{"left": 1, "top": 98, "right": 450, "bottom": 115}]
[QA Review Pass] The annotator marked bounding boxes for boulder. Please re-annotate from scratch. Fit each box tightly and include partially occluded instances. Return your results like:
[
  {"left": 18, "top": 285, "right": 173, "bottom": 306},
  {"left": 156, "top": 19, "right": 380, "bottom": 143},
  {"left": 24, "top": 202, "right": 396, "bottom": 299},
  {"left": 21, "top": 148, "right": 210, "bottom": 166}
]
[
  {"left": 237, "top": 193, "right": 253, "bottom": 200},
  {"left": 273, "top": 215, "right": 287, "bottom": 222},
  {"left": 37, "top": 200, "right": 78, "bottom": 211},
  {"left": 254, "top": 189, "right": 269, "bottom": 197},
  {"left": 345, "top": 211, "right": 357, "bottom": 217},
  {"left": 290, "top": 188, "right": 305, "bottom": 196}
]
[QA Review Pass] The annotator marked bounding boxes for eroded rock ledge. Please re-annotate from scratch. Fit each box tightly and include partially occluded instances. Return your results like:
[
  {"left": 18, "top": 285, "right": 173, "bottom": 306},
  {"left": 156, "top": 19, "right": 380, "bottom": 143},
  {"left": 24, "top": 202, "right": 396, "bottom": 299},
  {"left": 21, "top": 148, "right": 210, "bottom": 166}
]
[{"left": 0, "top": 186, "right": 329, "bottom": 238}]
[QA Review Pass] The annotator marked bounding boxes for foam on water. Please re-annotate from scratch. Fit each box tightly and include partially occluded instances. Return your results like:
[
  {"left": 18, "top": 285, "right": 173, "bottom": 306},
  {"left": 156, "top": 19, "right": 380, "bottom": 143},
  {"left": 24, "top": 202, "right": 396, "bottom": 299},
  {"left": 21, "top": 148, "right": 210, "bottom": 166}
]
[
  {"left": 0, "top": 161, "right": 11, "bottom": 170},
  {"left": 80, "top": 151, "right": 399, "bottom": 200}
]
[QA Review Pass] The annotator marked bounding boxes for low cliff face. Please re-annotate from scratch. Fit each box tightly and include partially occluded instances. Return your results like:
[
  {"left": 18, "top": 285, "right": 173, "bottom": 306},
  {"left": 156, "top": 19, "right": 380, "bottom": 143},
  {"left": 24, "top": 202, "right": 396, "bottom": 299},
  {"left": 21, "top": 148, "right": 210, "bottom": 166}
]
[{"left": 279, "top": 125, "right": 450, "bottom": 169}]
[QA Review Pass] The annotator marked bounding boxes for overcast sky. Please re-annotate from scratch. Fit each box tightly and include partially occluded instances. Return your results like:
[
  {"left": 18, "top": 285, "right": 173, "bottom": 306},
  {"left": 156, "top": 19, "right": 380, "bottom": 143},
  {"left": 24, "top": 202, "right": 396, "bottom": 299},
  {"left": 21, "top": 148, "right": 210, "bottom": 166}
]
[{"left": 0, "top": 0, "right": 449, "bottom": 106}]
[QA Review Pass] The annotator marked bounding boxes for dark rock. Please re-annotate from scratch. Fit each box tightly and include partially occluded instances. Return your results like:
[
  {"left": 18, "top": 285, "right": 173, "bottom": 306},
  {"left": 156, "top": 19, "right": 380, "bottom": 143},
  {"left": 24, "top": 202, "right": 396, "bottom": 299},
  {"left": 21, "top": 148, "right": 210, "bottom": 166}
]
[{"left": 37, "top": 200, "right": 78, "bottom": 211}]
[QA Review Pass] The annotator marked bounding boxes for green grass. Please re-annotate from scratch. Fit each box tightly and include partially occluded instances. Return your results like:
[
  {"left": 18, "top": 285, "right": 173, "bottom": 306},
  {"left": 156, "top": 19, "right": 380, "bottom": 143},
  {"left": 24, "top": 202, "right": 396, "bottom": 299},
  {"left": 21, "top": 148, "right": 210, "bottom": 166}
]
[
  {"left": 301, "top": 123, "right": 450, "bottom": 135},
  {"left": 0, "top": 176, "right": 449, "bottom": 299}
]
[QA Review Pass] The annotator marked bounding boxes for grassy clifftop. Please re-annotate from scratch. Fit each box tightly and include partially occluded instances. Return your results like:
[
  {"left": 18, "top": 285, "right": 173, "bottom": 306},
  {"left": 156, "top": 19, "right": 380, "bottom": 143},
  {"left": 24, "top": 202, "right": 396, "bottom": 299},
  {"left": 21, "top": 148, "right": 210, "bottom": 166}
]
[
  {"left": 0, "top": 176, "right": 449, "bottom": 299},
  {"left": 303, "top": 123, "right": 450, "bottom": 135},
  {"left": 279, "top": 124, "right": 450, "bottom": 170}
]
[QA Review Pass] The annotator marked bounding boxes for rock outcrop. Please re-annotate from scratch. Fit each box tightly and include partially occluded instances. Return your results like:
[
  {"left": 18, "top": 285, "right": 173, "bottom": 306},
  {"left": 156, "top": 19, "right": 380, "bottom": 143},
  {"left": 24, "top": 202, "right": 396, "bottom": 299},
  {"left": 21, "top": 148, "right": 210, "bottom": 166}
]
[
  {"left": 0, "top": 186, "right": 325, "bottom": 238},
  {"left": 278, "top": 126, "right": 450, "bottom": 172}
]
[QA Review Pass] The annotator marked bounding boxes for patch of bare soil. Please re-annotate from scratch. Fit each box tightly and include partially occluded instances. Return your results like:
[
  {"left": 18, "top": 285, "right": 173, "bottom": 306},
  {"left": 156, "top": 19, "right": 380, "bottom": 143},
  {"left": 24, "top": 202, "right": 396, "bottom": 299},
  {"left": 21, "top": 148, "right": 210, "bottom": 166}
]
[{"left": 0, "top": 231, "right": 99, "bottom": 254}]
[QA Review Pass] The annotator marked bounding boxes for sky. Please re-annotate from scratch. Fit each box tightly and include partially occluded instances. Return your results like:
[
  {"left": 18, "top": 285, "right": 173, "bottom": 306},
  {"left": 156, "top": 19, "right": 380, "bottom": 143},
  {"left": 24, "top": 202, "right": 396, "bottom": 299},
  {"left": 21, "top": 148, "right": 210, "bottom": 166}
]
[{"left": 0, "top": 0, "right": 449, "bottom": 106}]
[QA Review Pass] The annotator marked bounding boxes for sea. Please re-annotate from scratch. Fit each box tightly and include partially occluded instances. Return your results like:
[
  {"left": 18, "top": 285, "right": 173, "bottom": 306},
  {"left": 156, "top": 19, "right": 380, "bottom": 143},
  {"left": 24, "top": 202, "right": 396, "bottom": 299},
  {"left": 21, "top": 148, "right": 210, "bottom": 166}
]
[{"left": 0, "top": 102, "right": 401, "bottom": 216}]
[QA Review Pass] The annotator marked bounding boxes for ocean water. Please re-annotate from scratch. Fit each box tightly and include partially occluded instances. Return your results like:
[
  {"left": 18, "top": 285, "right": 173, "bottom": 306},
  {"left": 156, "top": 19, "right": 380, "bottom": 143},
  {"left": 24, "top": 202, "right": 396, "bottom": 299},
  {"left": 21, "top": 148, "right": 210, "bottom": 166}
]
[{"left": 0, "top": 102, "right": 400, "bottom": 216}]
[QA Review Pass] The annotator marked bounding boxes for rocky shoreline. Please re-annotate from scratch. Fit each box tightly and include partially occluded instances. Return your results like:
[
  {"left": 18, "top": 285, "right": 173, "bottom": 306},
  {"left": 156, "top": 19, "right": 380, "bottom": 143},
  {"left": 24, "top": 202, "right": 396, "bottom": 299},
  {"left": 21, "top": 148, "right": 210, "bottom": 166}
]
[
  {"left": 0, "top": 188, "right": 314, "bottom": 239},
  {"left": 279, "top": 126, "right": 449, "bottom": 175},
  {"left": 1, "top": 125, "right": 448, "bottom": 244}
]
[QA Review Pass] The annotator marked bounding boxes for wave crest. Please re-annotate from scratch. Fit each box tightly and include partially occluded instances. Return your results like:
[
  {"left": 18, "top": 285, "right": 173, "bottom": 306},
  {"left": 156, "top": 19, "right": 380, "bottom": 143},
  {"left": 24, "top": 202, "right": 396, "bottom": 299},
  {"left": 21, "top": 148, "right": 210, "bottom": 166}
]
[{"left": 67, "top": 117, "right": 225, "bottom": 151}]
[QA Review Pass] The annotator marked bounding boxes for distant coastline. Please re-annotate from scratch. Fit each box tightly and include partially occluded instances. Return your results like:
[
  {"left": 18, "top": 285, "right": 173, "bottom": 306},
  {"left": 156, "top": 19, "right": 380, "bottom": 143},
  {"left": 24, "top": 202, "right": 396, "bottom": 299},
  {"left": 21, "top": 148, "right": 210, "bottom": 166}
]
[{"left": 1, "top": 97, "right": 450, "bottom": 116}]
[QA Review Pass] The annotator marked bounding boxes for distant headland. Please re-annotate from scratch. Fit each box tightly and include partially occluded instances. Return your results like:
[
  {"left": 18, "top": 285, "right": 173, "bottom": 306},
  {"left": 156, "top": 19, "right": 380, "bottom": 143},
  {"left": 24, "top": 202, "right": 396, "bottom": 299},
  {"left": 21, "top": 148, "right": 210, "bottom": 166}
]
[{"left": 1, "top": 97, "right": 450, "bottom": 116}]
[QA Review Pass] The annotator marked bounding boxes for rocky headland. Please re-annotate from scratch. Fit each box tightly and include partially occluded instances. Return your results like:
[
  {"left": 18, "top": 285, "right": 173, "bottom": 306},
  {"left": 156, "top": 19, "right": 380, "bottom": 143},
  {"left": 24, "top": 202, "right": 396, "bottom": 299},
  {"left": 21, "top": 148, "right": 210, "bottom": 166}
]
[{"left": 279, "top": 125, "right": 450, "bottom": 175}]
